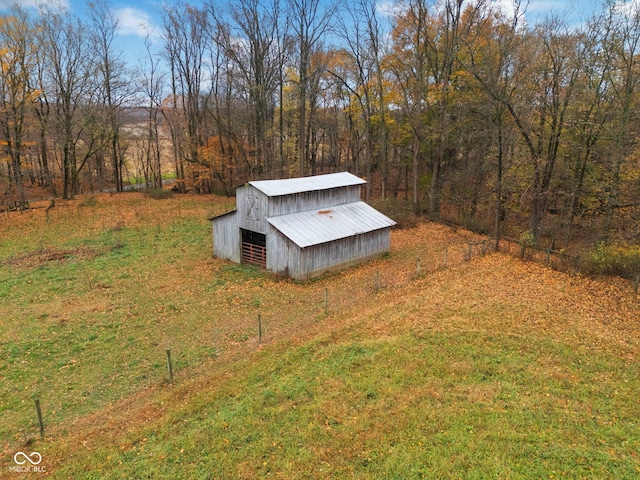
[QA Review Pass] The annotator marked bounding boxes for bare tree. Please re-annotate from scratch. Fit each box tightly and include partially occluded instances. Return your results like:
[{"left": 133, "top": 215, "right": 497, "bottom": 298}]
[
  {"left": 38, "top": 5, "right": 94, "bottom": 199},
  {"left": 465, "top": 5, "right": 581, "bottom": 240},
  {"left": 334, "top": 0, "right": 388, "bottom": 201},
  {"left": 138, "top": 33, "right": 166, "bottom": 188},
  {"left": 285, "top": 0, "right": 336, "bottom": 176},
  {"left": 388, "top": 0, "right": 431, "bottom": 214},
  {"left": 32, "top": 59, "right": 56, "bottom": 196},
  {"left": 88, "top": 0, "right": 132, "bottom": 192},
  {"left": 0, "top": 6, "right": 36, "bottom": 204},
  {"left": 212, "top": 0, "right": 282, "bottom": 176},
  {"left": 162, "top": 2, "right": 212, "bottom": 192},
  {"left": 561, "top": 9, "right": 616, "bottom": 248},
  {"left": 601, "top": 0, "right": 640, "bottom": 240}
]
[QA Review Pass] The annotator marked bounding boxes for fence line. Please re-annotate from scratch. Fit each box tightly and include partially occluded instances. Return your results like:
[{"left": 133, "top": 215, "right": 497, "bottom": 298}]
[
  {"left": 19, "top": 230, "right": 635, "bottom": 447},
  {"left": 495, "top": 237, "right": 581, "bottom": 273}
]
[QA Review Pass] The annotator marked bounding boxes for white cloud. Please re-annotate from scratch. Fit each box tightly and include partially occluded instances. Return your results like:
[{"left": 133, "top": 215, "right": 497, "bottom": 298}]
[
  {"left": 376, "top": 0, "right": 405, "bottom": 17},
  {"left": 491, "top": 0, "right": 517, "bottom": 19},
  {"left": 0, "top": 0, "right": 69, "bottom": 9},
  {"left": 527, "top": 0, "right": 574, "bottom": 13},
  {"left": 373, "top": 0, "right": 525, "bottom": 21},
  {"left": 115, "top": 6, "right": 160, "bottom": 39},
  {"left": 614, "top": 0, "right": 640, "bottom": 16}
]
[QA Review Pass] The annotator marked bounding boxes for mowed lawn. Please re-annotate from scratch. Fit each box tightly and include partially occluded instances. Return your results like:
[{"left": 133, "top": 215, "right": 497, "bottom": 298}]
[{"left": 1, "top": 192, "right": 639, "bottom": 479}]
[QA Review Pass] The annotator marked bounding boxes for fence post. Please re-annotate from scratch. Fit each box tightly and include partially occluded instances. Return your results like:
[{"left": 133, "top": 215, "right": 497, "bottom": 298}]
[
  {"left": 35, "top": 399, "right": 44, "bottom": 440},
  {"left": 258, "top": 314, "right": 263, "bottom": 343},
  {"left": 166, "top": 349, "right": 174, "bottom": 382},
  {"left": 324, "top": 288, "right": 328, "bottom": 314}
]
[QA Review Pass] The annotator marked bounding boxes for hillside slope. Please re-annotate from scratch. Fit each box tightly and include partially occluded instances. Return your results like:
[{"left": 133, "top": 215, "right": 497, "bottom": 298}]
[
  {"left": 1, "top": 194, "right": 638, "bottom": 479},
  {"left": 25, "top": 259, "right": 640, "bottom": 478}
]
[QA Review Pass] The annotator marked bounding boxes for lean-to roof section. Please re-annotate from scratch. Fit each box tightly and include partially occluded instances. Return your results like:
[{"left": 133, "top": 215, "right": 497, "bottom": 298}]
[{"left": 267, "top": 201, "right": 396, "bottom": 248}]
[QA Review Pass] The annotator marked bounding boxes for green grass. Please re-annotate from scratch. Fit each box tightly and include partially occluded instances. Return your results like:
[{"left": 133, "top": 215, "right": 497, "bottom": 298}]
[
  {"left": 0, "top": 198, "right": 220, "bottom": 443},
  {"left": 0, "top": 193, "right": 638, "bottom": 478},
  {"left": 49, "top": 331, "right": 639, "bottom": 479}
]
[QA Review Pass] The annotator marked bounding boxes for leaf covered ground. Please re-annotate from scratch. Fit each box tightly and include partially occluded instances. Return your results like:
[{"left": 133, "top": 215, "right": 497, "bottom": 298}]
[{"left": 0, "top": 192, "right": 638, "bottom": 479}]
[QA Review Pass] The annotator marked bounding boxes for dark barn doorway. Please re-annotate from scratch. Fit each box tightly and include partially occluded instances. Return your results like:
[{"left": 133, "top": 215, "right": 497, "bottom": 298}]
[{"left": 241, "top": 229, "right": 266, "bottom": 267}]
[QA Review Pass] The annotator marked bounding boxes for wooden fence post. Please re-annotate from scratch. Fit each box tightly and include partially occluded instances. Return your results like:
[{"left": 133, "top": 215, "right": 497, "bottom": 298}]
[
  {"left": 166, "top": 349, "right": 174, "bottom": 382},
  {"left": 324, "top": 288, "right": 328, "bottom": 314},
  {"left": 35, "top": 399, "right": 44, "bottom": 440},
  {"left": 258, "top": 314, "right": 263, "bottom": 343}
]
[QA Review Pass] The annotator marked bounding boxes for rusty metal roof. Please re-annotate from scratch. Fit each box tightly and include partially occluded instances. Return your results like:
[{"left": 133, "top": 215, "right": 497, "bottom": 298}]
[
  {"left": 249, "top": 172, "right": 365, "bottom": 197},
  {"left": 267, "top": 201, "right": 396, "bottom": 248}
]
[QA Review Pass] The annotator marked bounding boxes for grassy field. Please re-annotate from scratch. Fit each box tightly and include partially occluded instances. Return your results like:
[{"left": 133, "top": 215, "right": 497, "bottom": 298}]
[{"left": 1, "top": 192, "right": 639, "bottom": 479}]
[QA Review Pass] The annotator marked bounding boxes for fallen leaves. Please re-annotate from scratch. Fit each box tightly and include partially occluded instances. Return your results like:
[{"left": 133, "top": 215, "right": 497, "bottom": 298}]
[
  {"left": 1, "top": 247, "right": 103, "bottom": 269},
  {"left": 2, "top": 193, "right": 639, "bottom": 476}
]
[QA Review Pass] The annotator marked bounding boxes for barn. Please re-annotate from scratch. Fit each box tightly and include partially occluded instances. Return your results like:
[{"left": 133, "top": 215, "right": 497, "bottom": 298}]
[{"left": 211, "top": 172, "right": 396, "bottom": 280}]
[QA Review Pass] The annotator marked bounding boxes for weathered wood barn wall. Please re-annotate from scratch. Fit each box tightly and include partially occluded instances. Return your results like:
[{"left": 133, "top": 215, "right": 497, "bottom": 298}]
[{"left": 211, "top": 172, "right": 396, "bottom": 280}]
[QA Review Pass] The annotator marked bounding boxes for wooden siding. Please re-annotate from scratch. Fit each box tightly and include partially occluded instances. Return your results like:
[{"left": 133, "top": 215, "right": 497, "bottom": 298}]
[
  {"left": 237, "top": 185, "right": 269, "bottom": 234},
  {"left": 212, "top": 211, "right": 240, "bottom": 262},
  {"left": 302, "top": 229, "right": 391, "bottom": 279},
  {"left": 266, "top": 185, "right": 361, "bottom": 217},
  {"left": 266, "top": 224, "right": 295, "bottom": 275},
  {"left": 268, "top": 226, "right": 391, "bottom": 280}
]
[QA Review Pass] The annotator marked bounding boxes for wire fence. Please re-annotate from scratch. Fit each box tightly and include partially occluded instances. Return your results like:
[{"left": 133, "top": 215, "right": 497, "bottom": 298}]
[
  {"left": 11, "top": 226, "right": 639, "bottom": 449},
  {"left": 495, "top": 237, "right": 581, "bottom": 273}
]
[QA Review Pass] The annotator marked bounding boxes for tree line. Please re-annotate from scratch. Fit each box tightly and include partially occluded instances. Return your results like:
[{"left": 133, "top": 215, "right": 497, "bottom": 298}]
[{"left": 1, "top": 0, "right": 639, "bottom": 248}]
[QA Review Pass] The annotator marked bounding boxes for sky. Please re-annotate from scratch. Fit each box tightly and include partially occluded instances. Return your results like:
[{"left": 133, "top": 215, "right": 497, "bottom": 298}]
[
  {"left": 0, "top": 0, "right": 630, "bottom": 68},
  {"left": 0, "top": 0, "right": 166, "bottom": 64}
]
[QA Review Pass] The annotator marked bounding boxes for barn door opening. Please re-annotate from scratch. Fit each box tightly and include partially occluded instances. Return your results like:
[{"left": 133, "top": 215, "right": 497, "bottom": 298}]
[{"left": 241, "top": 229, "right": 266, "bottom": 267}]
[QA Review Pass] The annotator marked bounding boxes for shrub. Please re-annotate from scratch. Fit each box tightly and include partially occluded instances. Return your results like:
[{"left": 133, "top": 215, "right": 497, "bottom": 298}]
[
  {"left": 518, "top": 230, "right": 536, "bottom": 259},
  {"left": 580, "top": 242, "right": 640, "bottom": 279},
  {"left": 519, "top": 230, "right": 536, "bottom": 248}
]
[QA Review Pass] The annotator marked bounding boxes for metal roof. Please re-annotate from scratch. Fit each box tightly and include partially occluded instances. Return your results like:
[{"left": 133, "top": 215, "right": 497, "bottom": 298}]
[
  {"left": 267, "top": 201, "right": 396, "bottom": 248},
  {"left": 249, "top": 172, "right": 365, "bottom": 197},
  {"left": 209, "top": 209, "right": 237, "bottom": 221}
]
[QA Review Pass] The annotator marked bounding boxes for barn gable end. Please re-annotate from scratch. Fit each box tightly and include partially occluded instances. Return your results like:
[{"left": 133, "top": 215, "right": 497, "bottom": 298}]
[{"left": 211, "top": 172, "right": 395, "bottom": 279}]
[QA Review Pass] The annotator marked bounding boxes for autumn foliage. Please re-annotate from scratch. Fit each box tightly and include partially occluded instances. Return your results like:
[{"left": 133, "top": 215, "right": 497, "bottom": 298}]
[
  {"left": 1, "top": 192, "right": 639, "bottom": 477},
  {"left": 0, "top": 0, "right": 639, "bottom": 251}
]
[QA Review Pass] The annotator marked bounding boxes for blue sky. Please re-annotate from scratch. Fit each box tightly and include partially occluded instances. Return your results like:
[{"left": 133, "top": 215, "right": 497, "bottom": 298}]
[
  {"left": 0, "top": 0, "right": 165, "bottom": 38},
  {"left": 0, "top": 0, "right": 167, "bottom": 65},
  {"left": 0, "top": 0, "right": 605, "bottom": 36}
]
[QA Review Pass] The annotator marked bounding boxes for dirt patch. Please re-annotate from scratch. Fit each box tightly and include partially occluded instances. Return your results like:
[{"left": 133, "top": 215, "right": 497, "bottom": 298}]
[{"left": 2, "top": 246, "right": 103, "bottom": 269}]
